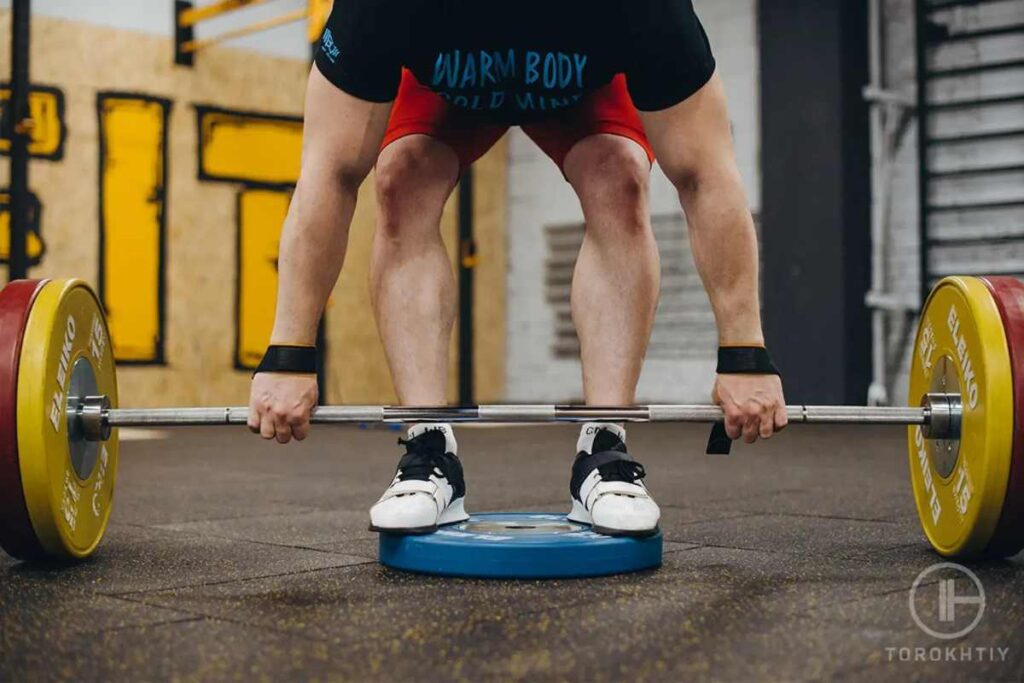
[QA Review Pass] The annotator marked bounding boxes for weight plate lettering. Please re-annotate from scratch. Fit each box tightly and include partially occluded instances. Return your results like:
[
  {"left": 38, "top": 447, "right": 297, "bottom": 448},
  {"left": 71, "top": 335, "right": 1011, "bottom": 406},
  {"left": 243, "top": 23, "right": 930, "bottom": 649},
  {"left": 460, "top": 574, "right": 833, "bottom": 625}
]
[{"left": 908, "top": 276, "right": 1013, "bottom": 557}]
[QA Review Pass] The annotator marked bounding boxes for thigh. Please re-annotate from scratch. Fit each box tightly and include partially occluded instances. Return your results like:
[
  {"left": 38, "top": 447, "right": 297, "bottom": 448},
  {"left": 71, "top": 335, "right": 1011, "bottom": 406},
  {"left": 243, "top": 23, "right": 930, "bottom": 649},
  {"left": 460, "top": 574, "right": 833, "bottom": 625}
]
[
  {"left": 382, "top": 69, "right": 509, "bottom": 171},
  {"left": 521, "top": 74, "right": 656, "bottom": 171}
]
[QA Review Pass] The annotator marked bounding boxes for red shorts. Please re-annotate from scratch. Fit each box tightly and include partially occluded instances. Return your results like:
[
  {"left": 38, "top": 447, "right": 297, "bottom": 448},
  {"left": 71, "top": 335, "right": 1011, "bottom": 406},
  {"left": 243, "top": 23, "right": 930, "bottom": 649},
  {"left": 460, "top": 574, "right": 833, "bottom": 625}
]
[{"left": 381, "top": 70, "right": 655, "bottom": 170}]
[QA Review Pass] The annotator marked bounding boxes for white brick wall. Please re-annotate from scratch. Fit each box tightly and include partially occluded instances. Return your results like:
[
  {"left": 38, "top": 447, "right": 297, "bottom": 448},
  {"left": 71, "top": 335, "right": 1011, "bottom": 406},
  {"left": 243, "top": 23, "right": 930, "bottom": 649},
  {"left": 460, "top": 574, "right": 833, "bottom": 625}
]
[{"left": 505, "top": 0, "right": 760, "bottom": 402}]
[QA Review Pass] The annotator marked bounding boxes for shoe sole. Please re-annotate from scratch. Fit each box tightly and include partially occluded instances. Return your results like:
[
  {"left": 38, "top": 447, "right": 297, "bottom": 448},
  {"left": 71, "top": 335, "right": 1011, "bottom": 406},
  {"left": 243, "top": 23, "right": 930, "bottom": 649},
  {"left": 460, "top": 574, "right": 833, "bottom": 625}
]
[
  {"left": 369, "top": 523, "right": 439, "bottom": 535},
  {"left": 591, "top": 524, "right": 660, "bottom": 539}
]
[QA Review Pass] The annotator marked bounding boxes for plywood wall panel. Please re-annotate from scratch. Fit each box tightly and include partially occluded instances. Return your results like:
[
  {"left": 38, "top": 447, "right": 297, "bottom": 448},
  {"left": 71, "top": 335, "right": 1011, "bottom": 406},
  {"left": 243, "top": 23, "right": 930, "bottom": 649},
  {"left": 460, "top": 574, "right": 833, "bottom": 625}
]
[{"left": 0, "top": 12, "right": 506, "bottom": 408}]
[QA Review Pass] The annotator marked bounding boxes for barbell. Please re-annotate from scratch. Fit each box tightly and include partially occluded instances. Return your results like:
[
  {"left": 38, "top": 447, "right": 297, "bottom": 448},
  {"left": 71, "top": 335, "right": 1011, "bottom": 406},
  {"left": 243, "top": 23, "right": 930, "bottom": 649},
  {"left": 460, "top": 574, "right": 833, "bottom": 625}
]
[{"left": 1, "top": 276, "right": 1022, "bottom": 562}]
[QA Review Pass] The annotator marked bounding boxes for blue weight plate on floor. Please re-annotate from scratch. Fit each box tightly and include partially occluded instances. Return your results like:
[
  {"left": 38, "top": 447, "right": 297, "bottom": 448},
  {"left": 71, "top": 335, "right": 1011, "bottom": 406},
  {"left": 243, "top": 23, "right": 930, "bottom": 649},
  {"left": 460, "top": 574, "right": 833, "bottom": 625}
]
[{"left": 378, "top": 512, "right": 662, "bottom": 579}]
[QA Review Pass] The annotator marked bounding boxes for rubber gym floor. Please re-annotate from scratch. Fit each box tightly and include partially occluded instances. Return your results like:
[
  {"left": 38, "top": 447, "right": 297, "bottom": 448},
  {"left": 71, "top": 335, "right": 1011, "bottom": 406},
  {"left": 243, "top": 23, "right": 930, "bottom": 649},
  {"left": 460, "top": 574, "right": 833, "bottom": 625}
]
[{"left": 1, "top": 422, "right": 1021, "bottom": 682}]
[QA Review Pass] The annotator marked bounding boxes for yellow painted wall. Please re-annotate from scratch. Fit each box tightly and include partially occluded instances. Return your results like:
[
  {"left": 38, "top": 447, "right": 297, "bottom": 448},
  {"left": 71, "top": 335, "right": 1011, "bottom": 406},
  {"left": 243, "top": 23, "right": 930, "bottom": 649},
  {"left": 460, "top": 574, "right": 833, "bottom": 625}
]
[{"left": 0, "top": 12, "right": 507, "bottom": 407}]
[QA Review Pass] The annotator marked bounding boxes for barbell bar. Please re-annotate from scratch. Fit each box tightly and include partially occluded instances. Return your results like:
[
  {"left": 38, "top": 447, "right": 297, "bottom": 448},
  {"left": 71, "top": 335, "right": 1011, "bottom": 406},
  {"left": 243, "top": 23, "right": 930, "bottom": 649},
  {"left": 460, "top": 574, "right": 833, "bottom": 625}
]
[
  {"left": 1, "top": 276, "right": 1023, "bottom": 564},
  {"left": 79, "top": 396, "right": 951, "bottom": 434}
]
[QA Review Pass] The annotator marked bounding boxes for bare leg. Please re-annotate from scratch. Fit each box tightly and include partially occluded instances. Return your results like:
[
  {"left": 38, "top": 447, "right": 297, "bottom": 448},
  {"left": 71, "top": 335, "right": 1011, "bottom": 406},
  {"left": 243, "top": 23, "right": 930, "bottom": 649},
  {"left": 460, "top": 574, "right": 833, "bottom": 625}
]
[
  {"left": 563, "top": 134, "right": 660, "bottom": 405},
  {"left": 371, "top": 135, "right": 460, "bottom": 405}
]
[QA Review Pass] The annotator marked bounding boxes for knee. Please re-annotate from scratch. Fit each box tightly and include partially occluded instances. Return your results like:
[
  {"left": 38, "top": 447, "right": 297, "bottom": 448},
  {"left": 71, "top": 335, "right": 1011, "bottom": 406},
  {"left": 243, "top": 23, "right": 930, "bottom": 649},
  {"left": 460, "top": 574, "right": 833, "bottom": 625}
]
[
  {"left": 660, "top": 160, "right": 705, "bottom": 200},
  {"left": 573, "top": 144, "right": 651, "bottom": 240},
  {"left": 572, "top": 140, "right": 650, "bottom": 222},
  {"left": 375, "top": 139, "right": 456, "bottom": 237},
  {"left": 374, "top": 149, "right": 423, "bottom": 221}
]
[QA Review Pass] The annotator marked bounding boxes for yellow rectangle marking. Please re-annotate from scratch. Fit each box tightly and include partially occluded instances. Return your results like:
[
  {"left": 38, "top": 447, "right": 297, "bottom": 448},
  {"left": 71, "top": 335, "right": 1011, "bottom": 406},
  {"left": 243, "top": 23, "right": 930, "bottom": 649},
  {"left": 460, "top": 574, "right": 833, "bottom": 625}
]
[
  {"left": 0, "top": 192, "right": 45, "bottom": 263},
  {"left": 237, "top": 189, "right": 291, "bottom": 368},
  {"left": 197, "top": 108, "right": 302, "bottom": 186},
  {"left": 0, "top": 86, "right": 65, "bottom": 159},
  {"left": 99, "top": 95, "right": 170, "bottom": 363}
]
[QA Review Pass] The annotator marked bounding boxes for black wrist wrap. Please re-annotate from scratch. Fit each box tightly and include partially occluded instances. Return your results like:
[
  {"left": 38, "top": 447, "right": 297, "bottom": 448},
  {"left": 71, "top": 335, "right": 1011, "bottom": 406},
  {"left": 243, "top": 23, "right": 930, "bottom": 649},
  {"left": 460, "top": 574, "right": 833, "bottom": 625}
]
[
  {"left": 716, "top": 346, "right": 780, "bottom": 375},
  {"left": 254, "top": 345, "right": 318, "bottom": 376},
  {"left": 707, "top": 346, "right": 781, "bottom": 456}
]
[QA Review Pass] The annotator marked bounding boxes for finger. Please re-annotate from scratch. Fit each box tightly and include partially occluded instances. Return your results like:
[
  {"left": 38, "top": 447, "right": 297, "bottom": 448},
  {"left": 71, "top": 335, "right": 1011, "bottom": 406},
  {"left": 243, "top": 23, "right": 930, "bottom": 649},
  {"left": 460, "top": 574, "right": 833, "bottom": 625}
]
[
  {"left": 288, "top": 411, "right": 310, "bottom": 441},
  {"left": 760, "top": 407, "right": 775, "bottom": 439},
  {"left": 274, "top": 411, "right": 292, "bottom": 444},
  {"left": 247, "top": 405, "right": 261, "bottom": 433},
  {"left": 259, "top": 414, "right": 276, "bottom": 440},
  {"left": 724, "top": 409, "right": 743, "bottom": 440},
  {"left": 775, "top": 405, "right": 789, "bottom": 431},
  {"left": 742, "top": 414, "right": 759, "bottom": 443}
]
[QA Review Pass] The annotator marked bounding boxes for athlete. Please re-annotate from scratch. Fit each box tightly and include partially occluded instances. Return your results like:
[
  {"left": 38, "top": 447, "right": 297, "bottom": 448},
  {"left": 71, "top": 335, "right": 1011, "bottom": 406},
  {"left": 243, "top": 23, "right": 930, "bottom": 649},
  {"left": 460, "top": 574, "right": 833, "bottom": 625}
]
[{"left": 247, "top": 0, "right": 787, "bottom": 537}]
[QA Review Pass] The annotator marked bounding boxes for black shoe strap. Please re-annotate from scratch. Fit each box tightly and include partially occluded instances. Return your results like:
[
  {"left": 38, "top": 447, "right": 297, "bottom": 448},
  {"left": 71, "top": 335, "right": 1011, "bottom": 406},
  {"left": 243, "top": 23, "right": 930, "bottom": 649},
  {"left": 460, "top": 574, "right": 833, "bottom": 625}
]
[{"left": 570, "top": 450, "right": 645, "bottom": 502}]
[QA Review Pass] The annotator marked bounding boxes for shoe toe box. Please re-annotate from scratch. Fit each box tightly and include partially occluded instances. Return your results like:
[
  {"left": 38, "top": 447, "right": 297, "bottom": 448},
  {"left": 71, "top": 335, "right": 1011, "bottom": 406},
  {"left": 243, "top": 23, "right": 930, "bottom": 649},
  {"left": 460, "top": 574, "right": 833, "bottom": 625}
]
[
  {"left": 370, "top": 492, "right": 439, "bottom": 530},
  {"left": 590, "top": 490, "right": 661, "bottom": 532}
]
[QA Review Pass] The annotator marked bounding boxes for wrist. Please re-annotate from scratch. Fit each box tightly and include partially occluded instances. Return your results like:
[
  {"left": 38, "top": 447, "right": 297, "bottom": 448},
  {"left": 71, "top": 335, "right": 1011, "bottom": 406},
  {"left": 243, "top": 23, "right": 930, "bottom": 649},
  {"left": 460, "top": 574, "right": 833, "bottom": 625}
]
[
  {"left": 719, "top": 339, "right": 766, "bottom": 348},
  {"left": 716, "top": 316, "right": 764, "bottom": 348},
  {"left": 270, "top": 327, "right": 318, "bottom": 347}
]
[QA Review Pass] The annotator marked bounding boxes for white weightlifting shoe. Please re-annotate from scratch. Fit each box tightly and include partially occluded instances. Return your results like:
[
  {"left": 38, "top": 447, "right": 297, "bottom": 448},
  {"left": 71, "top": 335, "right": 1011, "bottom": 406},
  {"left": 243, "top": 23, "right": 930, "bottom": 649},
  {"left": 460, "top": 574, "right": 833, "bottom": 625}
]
[
  {"left": 369, "top": 423, "right": 470, "bottom": 534},
  {"left": 567, "top": 423, "right": 660, "bottom": 537}
]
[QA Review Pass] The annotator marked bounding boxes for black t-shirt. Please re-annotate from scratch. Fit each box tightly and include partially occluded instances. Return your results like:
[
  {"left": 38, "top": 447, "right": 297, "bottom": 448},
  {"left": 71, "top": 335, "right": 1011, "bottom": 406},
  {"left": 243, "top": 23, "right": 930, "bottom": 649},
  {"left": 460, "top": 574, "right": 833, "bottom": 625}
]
[{"left": 314, "top": 0, "right": 716, "bottom": 124}]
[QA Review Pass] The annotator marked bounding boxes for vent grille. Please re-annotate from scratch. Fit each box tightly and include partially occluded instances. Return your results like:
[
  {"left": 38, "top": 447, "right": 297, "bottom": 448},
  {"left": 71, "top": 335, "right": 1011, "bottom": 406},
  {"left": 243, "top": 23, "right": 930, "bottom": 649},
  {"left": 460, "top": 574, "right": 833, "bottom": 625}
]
[
  {"left": 544, "top": 213, "right": 720, "bottom": 360},
  {"left": 918, "top": 0, "right": 1024, "bottom": 288}
]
